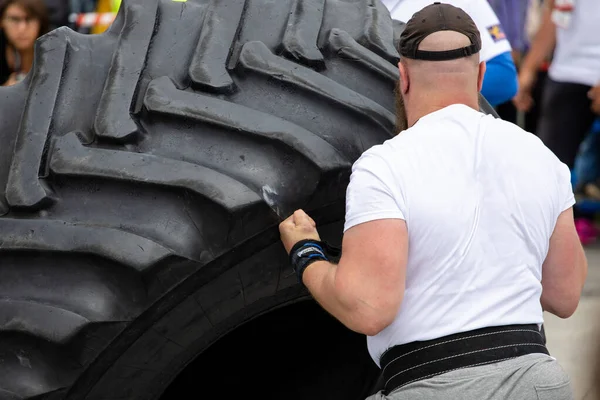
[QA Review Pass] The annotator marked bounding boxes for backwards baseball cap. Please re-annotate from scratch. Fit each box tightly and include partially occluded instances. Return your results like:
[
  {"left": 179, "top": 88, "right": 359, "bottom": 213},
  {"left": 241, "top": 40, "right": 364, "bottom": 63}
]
[{"left": 398, "top": 2, "right": 482, "bottom": 61}]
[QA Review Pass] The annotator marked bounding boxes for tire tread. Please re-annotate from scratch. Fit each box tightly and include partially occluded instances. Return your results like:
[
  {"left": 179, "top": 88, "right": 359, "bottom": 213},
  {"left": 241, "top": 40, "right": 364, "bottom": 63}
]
[
  {"left": 0, "top": 1, "right": 431, "bottom": 398},
  {"left": 188, "top": 0, "right": 247, "bottom": 93},
  {"left": 280, "top": 0, "right": 326, "bottom": 69}
]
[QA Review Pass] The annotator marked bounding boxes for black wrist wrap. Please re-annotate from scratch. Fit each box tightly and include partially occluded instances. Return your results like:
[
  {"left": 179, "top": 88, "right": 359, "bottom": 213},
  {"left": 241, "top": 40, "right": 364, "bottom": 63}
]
[{"left": 289, "top": 239, "right": 341, "bottom": 286}]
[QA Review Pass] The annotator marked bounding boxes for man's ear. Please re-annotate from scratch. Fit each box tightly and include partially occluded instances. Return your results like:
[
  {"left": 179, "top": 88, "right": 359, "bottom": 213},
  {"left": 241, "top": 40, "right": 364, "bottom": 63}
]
[
  {"left": 399, "top": 60, "right": 409, "bottom": 94},
  {"left": 477, "top": 61, "right": 487, "bottom": 92}
]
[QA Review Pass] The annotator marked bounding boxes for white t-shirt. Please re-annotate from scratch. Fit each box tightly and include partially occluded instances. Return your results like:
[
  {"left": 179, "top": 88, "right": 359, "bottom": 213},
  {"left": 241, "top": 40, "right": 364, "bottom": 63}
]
[
  {"left": 381, "top": 0, "right": 512, "bottom": 62},
  {"left": 344, "top": 104, "right": 575, "bottom": 367},
  {"left": 549, "top": 0, "right": 600, "bottom": 87}
]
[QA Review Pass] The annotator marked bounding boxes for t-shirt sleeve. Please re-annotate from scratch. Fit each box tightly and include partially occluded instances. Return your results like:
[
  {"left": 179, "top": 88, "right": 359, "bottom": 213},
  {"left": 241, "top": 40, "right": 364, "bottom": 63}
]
[
  {"left": 466, "top": 0, "right": 512, "bottom": 62},
  {"left": 344, "top": 150, "right": 407, "bottom": 233},
  {"left": 556, "top": 160, "right": 576, "bottom": 212}
]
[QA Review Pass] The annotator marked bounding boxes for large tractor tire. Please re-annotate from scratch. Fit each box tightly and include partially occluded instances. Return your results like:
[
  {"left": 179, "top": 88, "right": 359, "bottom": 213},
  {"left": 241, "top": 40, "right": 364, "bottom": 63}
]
[{"left": 0, "top": 1, "right": 496, "bottom": 399}]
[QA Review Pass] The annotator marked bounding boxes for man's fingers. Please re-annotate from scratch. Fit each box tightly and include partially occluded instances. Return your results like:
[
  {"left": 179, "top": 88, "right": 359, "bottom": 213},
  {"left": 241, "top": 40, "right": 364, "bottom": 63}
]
[
  {"left": 293, "top": 209, "right": 308, "bottom": 223},
  {"left": 279, "top": 215, "right": 296, "bottom": 231},
  {"left": 293, "top": 209, "right": 306, "bottom": 217},
  {"left": 298, "top": 210, "right": 316, "bottom": 227},
  {"left": 293, "top": 209, "right": 317, "bottom": 228}
]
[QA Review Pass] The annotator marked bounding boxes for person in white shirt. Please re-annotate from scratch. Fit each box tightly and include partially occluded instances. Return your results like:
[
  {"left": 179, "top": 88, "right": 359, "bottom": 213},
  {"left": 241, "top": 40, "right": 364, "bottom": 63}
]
[
  {"left": 514, "top": 0, "right": 600, "bottom": 198},
  {"left": 279, "top": 3, "right": 586, "bottom": 399},
  {"left": 382, "top": 0, "right": 517, "bottom": 107}
]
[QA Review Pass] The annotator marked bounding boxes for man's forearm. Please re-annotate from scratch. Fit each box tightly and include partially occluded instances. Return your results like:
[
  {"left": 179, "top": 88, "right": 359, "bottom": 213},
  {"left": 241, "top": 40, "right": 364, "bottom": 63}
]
[
  {"left": 540, "top": 253, "right": 587, "bottom": 319},
  {"left": 302, "top": 261, "right": 383, "bottom": 336},
  {"left": 521, "top": 4, "right": 556, "bottom": 76}
]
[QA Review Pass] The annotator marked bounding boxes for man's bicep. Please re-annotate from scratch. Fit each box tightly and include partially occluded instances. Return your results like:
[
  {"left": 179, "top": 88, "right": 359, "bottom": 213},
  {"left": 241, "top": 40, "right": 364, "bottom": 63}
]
[
  {"left": 342, "top": 219, "right": 409, "bottom": 298},
  {"left": 556, "top": 161, "right": 575, "bottom": 213},
  {"left": 541, "top": 207, "right": 586, "bottom": 317},
  {"left": 543, "top": 208, "right": 582, "bottom": 280},
  {"left": 340, "top": 152, "right": 408, "bottom": 306},
  {"left": 545, "top": 207, "right": 579, "bottom": 265},
  {"left": 343, "top": 219, "right": 408, "bottom": 265}
]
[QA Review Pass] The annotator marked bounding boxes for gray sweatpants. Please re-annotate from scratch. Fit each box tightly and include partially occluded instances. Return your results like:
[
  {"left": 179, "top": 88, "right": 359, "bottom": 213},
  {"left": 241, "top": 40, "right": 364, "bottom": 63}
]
[{"left": 367, "top": 354, "right": 574, "bottom": 400}]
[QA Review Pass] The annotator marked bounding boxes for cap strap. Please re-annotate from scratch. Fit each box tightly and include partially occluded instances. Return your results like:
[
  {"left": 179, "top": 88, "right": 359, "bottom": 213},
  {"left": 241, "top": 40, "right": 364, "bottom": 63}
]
[{"left": 411, "top": 44, "right": 479, "bottom": 61}]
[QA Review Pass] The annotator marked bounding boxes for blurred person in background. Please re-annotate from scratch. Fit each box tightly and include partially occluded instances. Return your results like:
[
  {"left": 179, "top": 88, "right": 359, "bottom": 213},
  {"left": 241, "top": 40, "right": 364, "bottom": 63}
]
[
  {"left": 0, "top": 0, "right": 49, "bottom": 86},
  {"left": 45, "top": 0, "right": 68, "bottom": 30},
  {"left": 382, "top": 0, "right": 518, "bottom": 108},
  {"left": 488, "top": 0, "right": 529, "bottom": 64},
  {"left": 514, "top": 0, "right": 600, "bottom": 244},
  {"left": 519, "top": 0, "right": 551, "bottom": 135},
  {"left": 488, "top": 0, "right": 539, "bottom": 129}
]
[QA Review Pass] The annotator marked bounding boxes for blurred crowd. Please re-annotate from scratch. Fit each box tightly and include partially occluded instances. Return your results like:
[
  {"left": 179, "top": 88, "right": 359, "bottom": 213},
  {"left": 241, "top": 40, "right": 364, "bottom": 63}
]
[
  {"left": 490, "top": 0, "right": 600, "bottom": 246},
  {"left": 2, "top": 0, "right": 600, "bottom": 242},
  {"left": 0, "top": 0, "right": 118, "bottom": 86},
  {"left": 380, "top": 0, "right": 600, "bottom": 244}
]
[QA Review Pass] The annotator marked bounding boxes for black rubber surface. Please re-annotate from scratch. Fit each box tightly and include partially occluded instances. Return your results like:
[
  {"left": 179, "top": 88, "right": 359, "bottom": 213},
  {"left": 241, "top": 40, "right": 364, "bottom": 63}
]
[{"left": 0, "top": 1, "right": 496, "bottom": 398}]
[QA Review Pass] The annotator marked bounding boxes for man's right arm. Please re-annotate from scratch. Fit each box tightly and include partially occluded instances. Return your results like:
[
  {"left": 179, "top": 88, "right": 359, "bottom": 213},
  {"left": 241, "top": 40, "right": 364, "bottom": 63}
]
[
  {"left": 513, "top": 0, "right": 557, "bottom": 111},
  {"left": 541, "top": 207, "right": 587, "bottom": 318},
  {"left": 520, "top": 0, "right": 556, "bottom": 74}
]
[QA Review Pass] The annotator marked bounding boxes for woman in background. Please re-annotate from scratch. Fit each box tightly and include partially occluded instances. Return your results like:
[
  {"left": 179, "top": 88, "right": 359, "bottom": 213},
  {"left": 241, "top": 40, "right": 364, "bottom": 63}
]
[{"left": 0, "top": 0, "right": 48, "bottom": 86}]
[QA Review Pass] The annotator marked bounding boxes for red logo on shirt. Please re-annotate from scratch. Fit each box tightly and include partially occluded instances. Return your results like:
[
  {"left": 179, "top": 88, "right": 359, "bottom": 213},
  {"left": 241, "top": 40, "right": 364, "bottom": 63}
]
[{"left": 554, "top": 4, "right": 574, "bottom": 12}]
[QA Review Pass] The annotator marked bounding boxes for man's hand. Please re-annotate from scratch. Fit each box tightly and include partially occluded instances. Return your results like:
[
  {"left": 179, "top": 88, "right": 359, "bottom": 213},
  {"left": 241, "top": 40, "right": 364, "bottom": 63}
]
[
  {"left": 588, "top": 85, "right": 600, "bottom": 115},
  {"left": 279, "top": 209, "right": 321, "bottom": 254},
  {"left": 513, "top": 69, "right": 537, "bottom": 112}
]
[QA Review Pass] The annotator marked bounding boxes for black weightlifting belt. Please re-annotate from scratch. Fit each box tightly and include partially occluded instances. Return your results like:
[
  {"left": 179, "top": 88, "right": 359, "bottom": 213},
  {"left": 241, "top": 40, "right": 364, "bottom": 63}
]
[{"left": 380, "top": 324, "right": 549, "bottom": 395}]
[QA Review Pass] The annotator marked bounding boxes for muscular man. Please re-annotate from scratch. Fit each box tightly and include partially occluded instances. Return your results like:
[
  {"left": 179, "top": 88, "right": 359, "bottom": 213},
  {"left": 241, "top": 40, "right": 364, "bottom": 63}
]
[
  {"left": 382, "top": 0, "right": 517, "bottom": 107},
  {"left": 279, "top": 3, "right": 586, "bottom": 399}
]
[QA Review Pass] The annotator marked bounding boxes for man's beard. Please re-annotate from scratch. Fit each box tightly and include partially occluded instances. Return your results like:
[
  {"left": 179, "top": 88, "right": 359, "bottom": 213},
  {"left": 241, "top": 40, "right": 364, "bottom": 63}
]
[{"left": 394, "top": 83, "right": 408, "bottom": 135}]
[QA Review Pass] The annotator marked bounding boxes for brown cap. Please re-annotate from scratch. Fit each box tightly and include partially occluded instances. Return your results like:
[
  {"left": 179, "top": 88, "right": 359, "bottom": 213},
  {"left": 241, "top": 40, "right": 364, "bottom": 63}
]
[{"left": 399, "top": 2, "right": 482, "bottom": 61}]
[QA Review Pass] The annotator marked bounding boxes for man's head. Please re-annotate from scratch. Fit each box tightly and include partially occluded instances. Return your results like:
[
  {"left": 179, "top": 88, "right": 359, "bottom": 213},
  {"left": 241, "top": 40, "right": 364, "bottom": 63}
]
[{"left": 395, "top": 2, "right": 486, "bottom": 129}]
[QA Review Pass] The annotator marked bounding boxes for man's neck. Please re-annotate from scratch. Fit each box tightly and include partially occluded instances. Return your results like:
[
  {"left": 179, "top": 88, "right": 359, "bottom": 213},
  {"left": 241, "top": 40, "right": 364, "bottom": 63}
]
[{"left": 406, "top": 96, "right": 479, "bottom": 128}]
